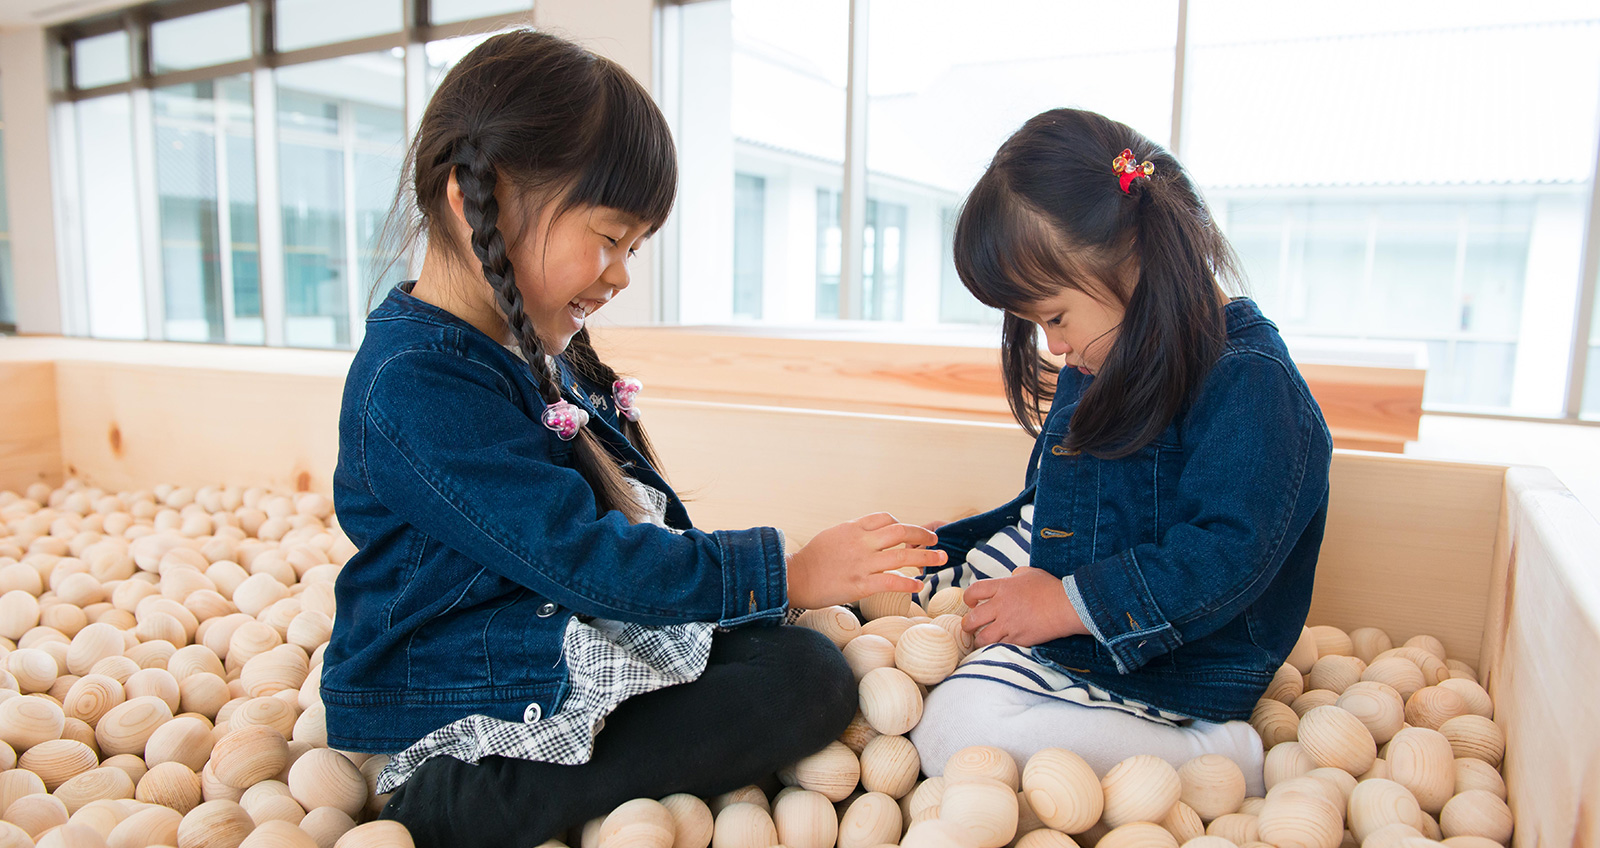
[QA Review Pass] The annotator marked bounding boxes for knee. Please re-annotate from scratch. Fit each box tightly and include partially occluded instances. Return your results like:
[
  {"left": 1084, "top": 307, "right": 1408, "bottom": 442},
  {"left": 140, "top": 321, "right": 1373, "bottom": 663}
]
[{"left": 780, "top": 626, "right": 858, "bottom": 738}]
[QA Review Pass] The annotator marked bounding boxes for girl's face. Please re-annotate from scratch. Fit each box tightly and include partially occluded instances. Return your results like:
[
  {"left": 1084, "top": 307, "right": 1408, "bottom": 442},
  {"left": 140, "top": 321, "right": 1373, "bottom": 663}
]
[
  {"left": 1017, "top": 285, "right": 1125, "bottom": 375},
  {"left": 507, "top": 204, "right": 653, "bottom": 354}
]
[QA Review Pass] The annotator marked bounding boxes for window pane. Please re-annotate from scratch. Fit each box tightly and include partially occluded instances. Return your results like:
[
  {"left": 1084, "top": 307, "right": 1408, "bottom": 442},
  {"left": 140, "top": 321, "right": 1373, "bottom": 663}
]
[
  {"left": 76, "top": 95, "right": 146, "bottom": 339},
  {"left": 277, "top": 53, "right": 405, "bottom": 348},
  {"left": 426, "top": 34, "right": 498, "bottom": 98},
  {"left": 276, "top": 0, "right": 401, "bottom": 52},
  {"left": 153, "top": 76, "right": 259, "bottom": 345},
  {"left": 674, "top": 0, "right": 849, "bottom": 323},
  {"left": 733, "top": 173, "right": 765, "bottom": 319},
  {"left": 431, "top": 0, "right": 532, "bottom": 25},
  {"left": 864, "top": 0, "right": 1178, "bottom": 325},
  {"left": 1190, "top": 1, "right": 1600, "bottom": 416},
  {"left": 74, "top": 30, "right": 131, "bottom": 89},
  {"left": 152, "top": 6, "right": 251, "bottom": 73}
]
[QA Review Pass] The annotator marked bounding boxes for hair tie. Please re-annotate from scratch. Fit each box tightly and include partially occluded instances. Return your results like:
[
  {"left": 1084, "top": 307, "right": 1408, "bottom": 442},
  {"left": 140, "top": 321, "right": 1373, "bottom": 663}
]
[
  {"left": 541, "top": 400, "right": 590, "bottom": 441},
  {"left": 613, "top": 377, "right": 644, "bottom": 422},
  {"left": 1112, "top": 148, "right": 1155, "bottom": 193}
]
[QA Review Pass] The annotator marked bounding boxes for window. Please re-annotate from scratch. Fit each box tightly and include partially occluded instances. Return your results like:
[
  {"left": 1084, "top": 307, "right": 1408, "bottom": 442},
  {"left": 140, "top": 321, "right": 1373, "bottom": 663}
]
[
  {"left": 732, "top": 173, "right": 765, "bottom": 319},
  {"left": 276, "top": 0, "right": 402, "bottom": 52},
  {"left": 75, "top": 95, "right": 146, "bottom": 339},
  {"left": 152, "top": 6, "right": 252, "bottom": 73},
  {"left": 74, "top": 30, "right": 132, "bottom": 90},
  {"left": 276, "top": 52, "right": 405, "bottom": 348},
  {"left": 430, "top": 0, "right": 532, "bottom": 26}
]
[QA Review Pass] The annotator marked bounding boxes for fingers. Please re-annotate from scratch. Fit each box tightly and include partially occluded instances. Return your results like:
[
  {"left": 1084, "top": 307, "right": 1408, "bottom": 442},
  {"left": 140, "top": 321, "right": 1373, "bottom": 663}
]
[
  {"left": 869, "top": 522, "right": 939, "bottom": 550},
  {"left": 962, "top": 602, "right": 997, "bottom": 634},
  {"left": 865, "top": 571, "right": 924, "bottom": 596},
  {"left": 974, "top": 622, "right": 1004, "bottom": 647},
  {"left": 922, "top": 520, "right": 949, "bottom": 532},
  {"left": 854, "top": 512, "right": 898, "bottom": 531},
  {"left": 892, "top": 548, "right": 948, "bottom": 570},
  {"left": 963, "top": 580, "right": 999, "bottom": 605}
]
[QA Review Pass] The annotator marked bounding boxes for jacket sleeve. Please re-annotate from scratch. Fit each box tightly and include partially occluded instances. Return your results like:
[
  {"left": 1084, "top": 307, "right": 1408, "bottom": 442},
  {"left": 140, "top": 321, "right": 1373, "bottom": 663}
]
[
  {"left": 357, "top": 348, "right": 789, "bottom": 628},
  {"left": 1061, "top": 350, "right": 1333, "bottom": 673}
]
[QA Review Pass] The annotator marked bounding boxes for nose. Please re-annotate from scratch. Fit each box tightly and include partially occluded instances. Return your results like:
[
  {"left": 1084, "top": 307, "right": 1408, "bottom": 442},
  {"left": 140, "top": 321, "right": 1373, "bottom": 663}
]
[
  {"left": 602, "top": 257, "right": 632, "bottom": 292},
  {"left": 1043, "top": 332, "right": 1070, "bottom": 358}
]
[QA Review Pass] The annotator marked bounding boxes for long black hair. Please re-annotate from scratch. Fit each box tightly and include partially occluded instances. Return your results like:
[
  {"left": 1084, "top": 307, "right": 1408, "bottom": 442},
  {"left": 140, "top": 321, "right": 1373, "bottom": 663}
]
[
  {"left": 394, "top": 29, "right": 673, "bottom": 521},
  {"left": 954, "top": 108, "right": 1240, "bottom": 458}
]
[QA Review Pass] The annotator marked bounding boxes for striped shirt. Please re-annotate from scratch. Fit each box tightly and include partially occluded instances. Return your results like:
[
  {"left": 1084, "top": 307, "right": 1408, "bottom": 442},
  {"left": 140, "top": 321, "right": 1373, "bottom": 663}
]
[{"left": 918, "top": 504, "right": 1190, "bottom": 726}]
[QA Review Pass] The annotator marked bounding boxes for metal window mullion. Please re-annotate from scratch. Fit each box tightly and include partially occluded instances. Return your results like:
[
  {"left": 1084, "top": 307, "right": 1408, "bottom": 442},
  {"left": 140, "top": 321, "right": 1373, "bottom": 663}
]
[
  {"left": 1564, "top": 80, "right": 1600, "bottom": 419},
  {"left": 837, "top": 0, "right": 869, "bottom": 321},
  {"left": 1169, "top": 0, "right": 1188, "bottom": 156},
  {"left": 214, "top": 87, "right": 238, "bottom": 343},
  {"left": 253, "top": 67, "right": 286, "bottom": 346},
  {"left": 131, "top": 86, "right": 165, "bottom": 341},
  {"left": 342, "top": 96, "right": 361, "bottom": 349},
  {"left": 53, "top": 103, "right": 90, "bottom": 337}
]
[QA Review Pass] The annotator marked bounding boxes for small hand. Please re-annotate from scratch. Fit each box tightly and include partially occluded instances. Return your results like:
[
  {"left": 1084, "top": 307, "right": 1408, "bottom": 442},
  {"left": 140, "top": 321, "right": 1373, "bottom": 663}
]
[
  {"left": 922, "top": 519, "right": 949, "bottom": 533},
  {"left": 787, "top": 513, "right": 945, "bottom": 610},
  {"left": 961, "top": 566, "right": 1088, "bottom": 648}
]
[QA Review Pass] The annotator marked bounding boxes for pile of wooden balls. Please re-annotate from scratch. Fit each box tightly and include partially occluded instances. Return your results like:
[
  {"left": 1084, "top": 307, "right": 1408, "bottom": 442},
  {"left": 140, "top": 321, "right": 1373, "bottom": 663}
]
[
  {"left": 560, "top": 594, "right": 1515, "bottom": 848},
  {"left": 0, "top": 480, "right": 413, "bottom": 848}
]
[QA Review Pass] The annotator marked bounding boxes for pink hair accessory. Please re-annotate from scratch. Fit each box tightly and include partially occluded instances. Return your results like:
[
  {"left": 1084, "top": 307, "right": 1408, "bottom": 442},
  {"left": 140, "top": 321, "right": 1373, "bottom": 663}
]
[
  {"left": 613, "top": 377, "right": 644, "bottom": 422},
  {"left": 541, "top": 400, "right": 590, "bottom": 441}
]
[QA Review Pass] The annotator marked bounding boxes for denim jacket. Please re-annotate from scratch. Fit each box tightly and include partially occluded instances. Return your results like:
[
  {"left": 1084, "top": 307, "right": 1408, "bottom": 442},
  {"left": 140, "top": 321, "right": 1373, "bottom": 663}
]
[
  {"left": 324, "top": 283, "right": 789, "bottom": 752},
  {"left": 933, "top": 299, "right": 1333, "bottom": 723}
]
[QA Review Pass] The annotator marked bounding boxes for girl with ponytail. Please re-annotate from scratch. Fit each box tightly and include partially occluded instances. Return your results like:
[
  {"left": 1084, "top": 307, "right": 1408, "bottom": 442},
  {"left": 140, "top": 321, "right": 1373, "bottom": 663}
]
[
  {"left": 324, "top": 30, "right": 941, "bottom": 846},
  {"left": 908, "top": 109, "right": 1332, "bottom": 793}
]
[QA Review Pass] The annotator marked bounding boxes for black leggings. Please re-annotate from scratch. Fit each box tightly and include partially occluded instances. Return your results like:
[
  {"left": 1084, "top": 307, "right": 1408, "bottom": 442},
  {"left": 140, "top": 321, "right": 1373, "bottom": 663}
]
[{"left": 380, "top": 625, "right": 857, "bottom": 848}]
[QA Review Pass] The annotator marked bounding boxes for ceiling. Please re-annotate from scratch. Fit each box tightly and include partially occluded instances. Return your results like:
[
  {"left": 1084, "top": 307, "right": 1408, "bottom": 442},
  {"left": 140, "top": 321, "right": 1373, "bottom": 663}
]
[{"left": 0, "top": 0, "right": 143, "bottom": 28}]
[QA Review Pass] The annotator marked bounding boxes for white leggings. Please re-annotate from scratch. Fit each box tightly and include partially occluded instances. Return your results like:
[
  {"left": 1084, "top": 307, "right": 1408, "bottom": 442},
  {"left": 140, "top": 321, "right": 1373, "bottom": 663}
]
[{"left": 909, "top": 677, "right": 1267, "bottom": 797}]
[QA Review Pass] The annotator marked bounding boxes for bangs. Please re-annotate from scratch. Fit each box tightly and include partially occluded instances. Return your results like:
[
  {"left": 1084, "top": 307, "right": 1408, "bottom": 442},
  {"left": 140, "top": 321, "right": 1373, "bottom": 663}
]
[
  {"left": 564, "top": 68, "right": 678, "bottom": 234},
  {"left": 953, "top": 172, "right": 1099, "bottom": 314}
]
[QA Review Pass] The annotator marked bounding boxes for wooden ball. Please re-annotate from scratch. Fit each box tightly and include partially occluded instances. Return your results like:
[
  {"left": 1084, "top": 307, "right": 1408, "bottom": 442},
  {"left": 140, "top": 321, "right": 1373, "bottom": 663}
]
[
  {"left": 65, "top": 624, "right": 124, "bottom": 676},
  {"left": 894, "top": 625, "right": 960, "bottom": 686},
  {"left": 107, "top": 803, "right": 184, "bottom": 847},
  {"left": 711, "top": 802, "right": 777, "bottom": 848},
  {"left": 1347, "top": 779, "right": 1425, "bottom": 844},
  {"left": 0, "top": 590, "right": 42, "bottom": 642},
  {"left": 239, "top": 819, "right": 319, "bottom": 848},
  {"left": 62, "top": 674, "right": 125, "bottom": 727},
  {"left": 287, "top": 748, "right": 364, "bottom": 819},
  {"left": 89, "top": 656, "right": 139, "bottom": 685},
  {"left": 926, "top": 587, "right": 970, "bottom": 618},
  {"left": 285, "top": 612, "right": 333, "bottom": 656},
  {"left": 837, "top": 792, "right": 903, "bottom": 848},
  {"left": 1162, "top": 801, "right": 1205, "bottom": 844},
  {"left": 136, "top": 761, "right": 203, "bottom": 814},
  {"left": 242, "top": 647, "right": 310, "bottom": 700},
  {"left": 1265, "top": 665, "right": 1304, "bottom": 705},
  {"left": 1336, "top": 682, "right": 1406, "bottom": 746},
  {"left": 178, "top": 673, "right": 231, "bottom": 720},
  {"left": 1296, "top": 706, "right": 1377, "bottom": 775},
  {"left": 1362, "top": 823, "right": 1425, "bottom": 848},
  {"left": 858, "top": 667, "right": 922, "bottom": 736},
  {"left": 1384, "top": 728, "right": 1455, "bottom": 815},
  {"left": 1178, "top": 754, "right": 1246, "bottom": 823},
  {"left": 125, "top": 668, "right": 181, "bottom": 713},
  {"left": 1256, "top": 789, "right": 1343, "bottom": 848},
  {"left": 1404, "top": 688, "right": 1468, "bottom": 732},
  {"left": 1021, "top": 748, "right": 1101, "bottom": 834},
  {"left": 1017, "top": 831, "right": 1080, "bottom": 848},
  {"left": 19, "top": 738, "right": 98, "bottom": 791},
  {"left": 94, "top": 696, "right": 172, "bottom": 757},
  {"left": 1361, "top": 658, "right": 1427, "bottom": 703},
  {"left": 1376, "top": 648, "right": 1449, "bottom": 687},
  {"left": 772, "top": 789, "right": 836, "bottom": 848},
  {"left": 226, "top": 622, "right": 284, "bottom": 671},
  {"left": 599, "top": 799, "right": 675, "bottom": 848},
  {"left": 9, "top": 647, "right": 61, "bottom": 693},
  {"left": 1101, "top": 755, "right": 1181, "bottom": 829},
  {"left": 940, "top": 778, "right": 1018, "bottom": 848},
  {"left": 1437, "top": 716, "right": 1503, "bottom": 768},
  {"left": 1441, "top": 838, "right": 1503, "bottom": 848},
  {"left": 177, "top": 799, "right": 257, "bottom": 848},
  {"left": 54, "top": 767, "right": 136, "bottom": 815},
  {"left": 1401, "top": 635, "right": 1445, "bottom": 663},
  {"left": 859, "top": 592, "right": 913, "bottom": 622},
  {"left": 945, "top": 746, "right": 1020, "bottom": 790},
  {"left": 1263, "top": 743, "right": 1316, "bottom": 791},
  {"left": 1290, "top": 691, "right": 1341, "bottom": 718},
  {"left": 709, "top": 787, "right": 769, "bottom": 817},
  {"left": 301, "top": 806, "right": 359, "bottom": 848},
  {"left": 843, "top": 636, "right": 897, "bottom": 683},
  {"left": 168, "top": 646, "right": 227, "bottom": 684},
  {"left": 1452, "top": 758, "right": 1506, "bottom": 800},
  {"left": 794, "top": 607, "right": 861, "bottom": 649},
  {"left": 0, "top": 693, "right": 66, "bottom": 750},
  {"left": 1308, "top": 626, "right": 1353, "bottom": 658},
  {"left": 1307, "top": 656, "right": 1366, "bottom": 695},
  {"left": 1438, "top": 791, "right": 1510, "bottom": 845},
  {"left": 859, "top": 734, "right": 920, "bottom": 798},
  {"left": 902, "top": 819, "right": 980, "bottom": 848},
  {"left": 210, "top": 724, "right": 288, "bottom": 790},
  {"left": 5, "top": 792, "right": 70, "bottom": 837},
  {"left": 859, "top": 617, "right": 914, "bottom": 646},
  {"left": 1435, "top": 680, "right": 1492, "bottom": 720},
  {"left": 1098, "top": 822, "right": 1180, "bottom": 848},
  {"left": 1251, "top": 699, "right": 1299, "bottom": 749},
  {"left": 1348, "top": 628, "right": 1393, "bottom": 665},
  {"left": 1177, "top": 838, "right": 1237, "bottom": 848},
  {"left": 904, "top": 777, "right": 946, "bottom": 820},
  {"left": 98, "top": 753, "right": 148, "bottom": 787},
  {"left": 793, "top": 741, "right": 860, "bottom": 802},
  {"left": 838, "top": 710, "right": 880, "bottom": 756},
  {"left": 228, "top": 697, "right": 297, "bottom": 739}
]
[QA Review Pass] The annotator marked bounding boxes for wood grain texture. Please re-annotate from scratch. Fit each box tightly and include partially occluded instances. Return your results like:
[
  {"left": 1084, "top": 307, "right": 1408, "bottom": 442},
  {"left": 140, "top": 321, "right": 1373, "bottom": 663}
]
[
  {"left": 0, "top": 361, "right": 62, "bottom": 493},
  {"left": 591, "top": 328, "right": 1424, "bottom": 451}
]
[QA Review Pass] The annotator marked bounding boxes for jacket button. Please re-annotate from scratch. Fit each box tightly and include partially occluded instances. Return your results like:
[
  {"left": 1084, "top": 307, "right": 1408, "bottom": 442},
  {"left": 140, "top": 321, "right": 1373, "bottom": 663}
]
[
  {"left": 523, "top": 703, "right": 542, "bottom": 722},
  {"left": 536, "top": 602, "right": 558, "bottom": 617}
]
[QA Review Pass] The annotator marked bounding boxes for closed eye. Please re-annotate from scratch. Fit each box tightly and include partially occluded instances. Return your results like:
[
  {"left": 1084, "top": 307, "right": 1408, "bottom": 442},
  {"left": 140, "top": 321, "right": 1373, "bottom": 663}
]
[{"left": 1046, "top": 313, "right": 1064, "bottom": 326}]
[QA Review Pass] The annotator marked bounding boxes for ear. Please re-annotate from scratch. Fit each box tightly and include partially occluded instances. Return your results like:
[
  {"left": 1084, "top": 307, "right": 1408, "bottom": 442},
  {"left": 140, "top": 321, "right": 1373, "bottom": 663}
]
[{"left": 446, "top": 169, "right": 469, "bottom": 226}]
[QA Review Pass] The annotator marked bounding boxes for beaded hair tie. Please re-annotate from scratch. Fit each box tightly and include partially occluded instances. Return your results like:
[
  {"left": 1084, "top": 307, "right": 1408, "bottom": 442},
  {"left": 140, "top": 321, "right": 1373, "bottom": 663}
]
[
  {"left": 1112, "top": 148, "right": 1155, "bottom": 193},
  {"left": 541, "top": 400, "right": 590, "bottom": 441},
  {"left": 613, "top": 377, "right": 644, "bottom": 422}
]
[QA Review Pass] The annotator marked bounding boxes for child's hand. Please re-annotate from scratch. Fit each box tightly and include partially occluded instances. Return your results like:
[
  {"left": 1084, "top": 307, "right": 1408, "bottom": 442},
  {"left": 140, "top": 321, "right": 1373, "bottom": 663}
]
[
  {"left": 788, "top": 513, "right": 943, "bottom": 610},
  {"left": 962, "top": 567, "right": 1088, "bottom": 648}
]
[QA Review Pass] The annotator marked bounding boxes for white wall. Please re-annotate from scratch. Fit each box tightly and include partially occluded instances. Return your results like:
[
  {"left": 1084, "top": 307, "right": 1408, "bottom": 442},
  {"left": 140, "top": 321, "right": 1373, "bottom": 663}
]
[{"left": 0, "top": 26, "right": 63, "bottom": 335}]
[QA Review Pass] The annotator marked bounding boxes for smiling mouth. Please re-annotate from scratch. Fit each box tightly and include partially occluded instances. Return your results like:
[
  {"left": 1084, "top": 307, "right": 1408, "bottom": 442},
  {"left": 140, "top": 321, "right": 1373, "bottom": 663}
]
[{"left": 567, "top": 299, "right": 605, "bottom": 322}]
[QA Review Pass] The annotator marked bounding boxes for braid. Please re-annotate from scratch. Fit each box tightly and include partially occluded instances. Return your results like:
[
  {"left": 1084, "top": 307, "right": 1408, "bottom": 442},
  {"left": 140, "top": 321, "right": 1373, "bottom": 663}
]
[
  {"left": 562, "top": 329, "right": 665, "bottom": 475},
  {"left": 454, "top": 141, "right": 646, "bottom": 523}
]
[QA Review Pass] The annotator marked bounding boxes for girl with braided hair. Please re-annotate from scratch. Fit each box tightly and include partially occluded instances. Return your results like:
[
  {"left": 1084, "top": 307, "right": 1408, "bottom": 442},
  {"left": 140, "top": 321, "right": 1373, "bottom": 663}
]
[{"left": 324, "top": 30, "right": 941, "bottom": 846}]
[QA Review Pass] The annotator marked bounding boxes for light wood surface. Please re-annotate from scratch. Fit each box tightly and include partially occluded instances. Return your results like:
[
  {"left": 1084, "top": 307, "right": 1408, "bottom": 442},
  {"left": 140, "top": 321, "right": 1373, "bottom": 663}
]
[{"left": 0, "top": 361, "right": 62, "bottom": 493}]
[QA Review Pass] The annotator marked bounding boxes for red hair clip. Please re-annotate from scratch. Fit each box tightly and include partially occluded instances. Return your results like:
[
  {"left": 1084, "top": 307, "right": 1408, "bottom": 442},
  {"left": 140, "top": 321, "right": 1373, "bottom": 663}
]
[{"left": 1112, "top": 148, "right": 1155, "bottom": 193}]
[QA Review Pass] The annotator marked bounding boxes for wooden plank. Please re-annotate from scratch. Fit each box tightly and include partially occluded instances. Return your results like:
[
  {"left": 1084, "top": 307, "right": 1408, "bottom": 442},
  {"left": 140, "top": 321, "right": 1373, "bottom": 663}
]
[
  {"left": 591, "top": 327, "right": 1425, "bottom": 452},
  {"left": 0, "top": 361, "right": 63, "bottom": 494},
  {"left": 53, "top": 361, "right": 344, "bottom": 496},
  {"left": 1309, "top": 453, "right": 1506, "bottom": 668}
]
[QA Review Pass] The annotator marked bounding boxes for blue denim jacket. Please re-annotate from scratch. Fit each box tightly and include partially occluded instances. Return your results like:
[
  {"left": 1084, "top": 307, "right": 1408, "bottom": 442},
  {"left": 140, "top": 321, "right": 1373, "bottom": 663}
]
[
  {"left": 933, "top": 299, "right": 1332, "bottom": 723},
  {"left": 324, "top": 283, "right": 789, "bottom": 752}
]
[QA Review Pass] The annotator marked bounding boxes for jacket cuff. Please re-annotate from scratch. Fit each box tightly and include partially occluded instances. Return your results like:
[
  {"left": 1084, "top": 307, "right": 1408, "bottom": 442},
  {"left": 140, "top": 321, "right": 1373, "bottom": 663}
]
[
  {"left": 1064, "top": 550, "right": 1183, "bottom": 673},
  {"left": 712, "top": 526, "right": 790, "bottom": 627}
]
